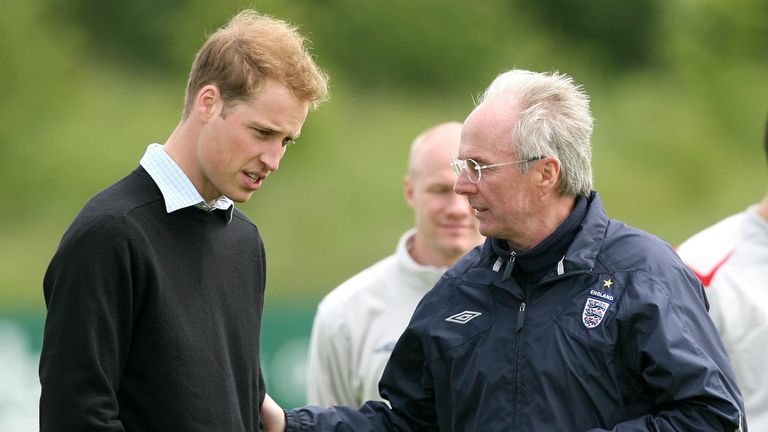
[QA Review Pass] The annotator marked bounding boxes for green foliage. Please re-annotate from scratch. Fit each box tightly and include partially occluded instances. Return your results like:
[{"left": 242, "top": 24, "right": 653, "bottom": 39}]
[
  {"left": 1, "top": 0, "right": 767, "bottom": 311},
  {"left": 523, "top": 0, "right": 660, "bottom": 69},
  {"left": 51, "top": 0, "right": 190, "bottom": 71}
]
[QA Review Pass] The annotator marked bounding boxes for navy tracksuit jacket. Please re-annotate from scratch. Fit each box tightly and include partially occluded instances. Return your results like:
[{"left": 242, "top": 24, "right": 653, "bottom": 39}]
[{"left": 287, "top": 192, "right": 746, "bottom": 431}]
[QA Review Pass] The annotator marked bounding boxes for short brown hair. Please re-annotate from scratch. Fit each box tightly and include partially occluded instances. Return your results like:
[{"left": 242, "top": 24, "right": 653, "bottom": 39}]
[{"left": 182, "top": 9, "right": 329, "bottom": 118}]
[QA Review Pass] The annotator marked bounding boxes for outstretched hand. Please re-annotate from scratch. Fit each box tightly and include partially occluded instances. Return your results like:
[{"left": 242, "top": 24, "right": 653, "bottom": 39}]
[{"left": 262, "top": 393, "right": 287, "bottom": 432}]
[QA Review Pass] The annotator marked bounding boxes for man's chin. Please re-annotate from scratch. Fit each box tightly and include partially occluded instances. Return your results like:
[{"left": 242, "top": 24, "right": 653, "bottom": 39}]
[
  {"left": 478, "top": 227, "right": 501, "bottom": 240},
  {"left": 229, "top": 190, "right": 256, "bottom": 203}
]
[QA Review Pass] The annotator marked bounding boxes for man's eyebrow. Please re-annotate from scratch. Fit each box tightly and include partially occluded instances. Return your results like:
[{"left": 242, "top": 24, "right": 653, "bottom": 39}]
[{"left": 250, "top": 122, "right": 300, "bottom": 141}]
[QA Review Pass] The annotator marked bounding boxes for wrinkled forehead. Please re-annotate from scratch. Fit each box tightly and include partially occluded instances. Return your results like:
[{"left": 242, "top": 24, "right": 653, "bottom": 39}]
[{"left": 460, "top": 99, "right": 520, "bottom": 158}]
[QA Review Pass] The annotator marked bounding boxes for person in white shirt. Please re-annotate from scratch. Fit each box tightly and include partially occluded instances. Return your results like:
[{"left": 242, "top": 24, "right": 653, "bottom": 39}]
[
  {"left": 305, "top": 122, "right": 484, "bottom": 407},
  {"left": 677, "top": 114, "right": 768, "bottom": 431}
]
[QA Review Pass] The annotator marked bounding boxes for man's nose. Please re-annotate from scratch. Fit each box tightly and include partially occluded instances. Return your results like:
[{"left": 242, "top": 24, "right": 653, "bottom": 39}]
[
  {"left": 453, "top": 172, "right": 475, "bottom": 196},
  {"left": 260, "top": 141, "right": 286, "bottom": 172}
]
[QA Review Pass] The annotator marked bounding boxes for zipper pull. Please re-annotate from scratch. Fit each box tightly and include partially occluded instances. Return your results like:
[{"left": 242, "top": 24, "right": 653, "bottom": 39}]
[
  {"left": 502, "top": 251, "right": 516, "bottom": 280},
  {"left": 516, "top": 301, "right": 526, "bottom": 332}
]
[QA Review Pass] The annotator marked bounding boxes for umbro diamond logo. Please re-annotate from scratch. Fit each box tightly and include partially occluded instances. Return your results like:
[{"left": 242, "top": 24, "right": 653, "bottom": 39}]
[{"left": 445, "top": 310, "right": 482, "bottom": 324}]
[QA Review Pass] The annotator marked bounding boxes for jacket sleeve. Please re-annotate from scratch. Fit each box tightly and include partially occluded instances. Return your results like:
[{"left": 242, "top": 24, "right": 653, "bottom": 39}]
[
  {"left": 40, "top": 214, "right": 138, "bottom": 432},
  {"left": 286, "top": 319, "right": 437, "bottom": 431},
  {"left": 592, "top": 269, "right": 746, "bottom": 432},
  {"left": 306, "top": 303, "right": 357, "bottom": 406}
]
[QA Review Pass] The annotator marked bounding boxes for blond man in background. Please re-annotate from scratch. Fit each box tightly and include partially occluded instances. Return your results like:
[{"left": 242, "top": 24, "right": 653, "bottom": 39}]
[{"left": 306, "top": 122, "right": 483, "bottom": 407}]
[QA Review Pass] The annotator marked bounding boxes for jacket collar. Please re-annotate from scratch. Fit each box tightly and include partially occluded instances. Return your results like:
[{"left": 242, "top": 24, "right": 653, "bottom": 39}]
[
  {"left": 477, "top": 191, "right": 609, "bottom": 279},
  {"left": 394, "top": 228, "right": 449, "bottom": 295},
  {"left": 559, "top": 191, "right": 609, "bottom": 275}
]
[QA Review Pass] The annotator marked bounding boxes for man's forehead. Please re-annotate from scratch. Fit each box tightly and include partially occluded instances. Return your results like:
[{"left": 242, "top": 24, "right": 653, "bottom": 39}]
[
  {"left": 460, "top": 102, "right": 517, "bottom": 155},
  {"left": 413, "top": 144, "right": 456, "bottom": 175},
  {"left": 459, "top": 129, "right": 512, "bottom": 157}
]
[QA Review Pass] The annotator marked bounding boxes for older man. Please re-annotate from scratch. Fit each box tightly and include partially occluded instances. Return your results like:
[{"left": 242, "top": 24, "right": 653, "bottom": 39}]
[{"left": 263, "top": 69, "right": 745, "bottom": 431}]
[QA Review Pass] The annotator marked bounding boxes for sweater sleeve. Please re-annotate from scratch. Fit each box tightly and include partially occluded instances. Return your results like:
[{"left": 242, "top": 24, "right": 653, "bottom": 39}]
[{"left": 40, "top": 212, "right": 141, "bottom": 432}]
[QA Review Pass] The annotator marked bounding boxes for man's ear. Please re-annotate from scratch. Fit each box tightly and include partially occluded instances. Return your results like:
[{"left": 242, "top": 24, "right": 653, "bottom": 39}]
[
  {"left": 194, "top": 85, "right": 221, "bottom": 119},
  {"left": 537, "top": 157, "right": 561, "bottom": 191},
  {"left": 404, "top": 176, "right": 416, "bottom": 209}
]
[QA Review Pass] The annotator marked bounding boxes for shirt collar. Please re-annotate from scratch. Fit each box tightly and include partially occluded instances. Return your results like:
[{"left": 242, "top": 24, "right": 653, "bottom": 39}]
[
  {"left": 395, "top": 228, "right": 449, "bottom": 292},
  {"left": 140, "top": 143, "right": 234, "bottom": 222}
]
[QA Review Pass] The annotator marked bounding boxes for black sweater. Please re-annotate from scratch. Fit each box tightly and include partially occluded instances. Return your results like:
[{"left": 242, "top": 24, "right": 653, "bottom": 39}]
[{"left": 41, "top": 167, "right": 267, "bottom": 431}]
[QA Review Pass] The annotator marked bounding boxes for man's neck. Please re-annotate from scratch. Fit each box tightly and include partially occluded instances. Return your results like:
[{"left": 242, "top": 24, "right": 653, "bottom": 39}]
[
  {"left": 507, "top": 194, "right": 577, "bottom": 252},
  {"left": 408, "top": 234, "right": 455, "bottom": 268}
]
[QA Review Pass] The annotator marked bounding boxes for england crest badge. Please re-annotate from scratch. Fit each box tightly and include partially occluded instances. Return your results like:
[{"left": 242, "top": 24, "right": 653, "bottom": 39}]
[
  {"left": 582, "top": 297, "right": 610, "bottom": 329},
  {"left": 582, "top": 280, "right": 616, "bottom": 329}
]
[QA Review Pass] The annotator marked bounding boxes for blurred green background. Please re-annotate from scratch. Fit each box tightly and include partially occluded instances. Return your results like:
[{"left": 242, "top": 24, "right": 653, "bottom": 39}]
[{"left": 1, "top": 0, "right": 767, "bottom": 428}]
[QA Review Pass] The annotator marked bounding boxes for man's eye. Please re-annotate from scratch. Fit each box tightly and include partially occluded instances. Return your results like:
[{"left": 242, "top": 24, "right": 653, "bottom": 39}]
[
  {"left": 428, "top": 186, "right": 453, "bottom": 194},
  {"left": 283, "top": 139, "right": 295, "bottom": 147}
]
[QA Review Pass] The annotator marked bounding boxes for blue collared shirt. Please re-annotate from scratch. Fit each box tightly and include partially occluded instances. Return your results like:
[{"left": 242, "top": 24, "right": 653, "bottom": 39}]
[{"left": 140, "top": 143, "right": 234, "bottom": 223}]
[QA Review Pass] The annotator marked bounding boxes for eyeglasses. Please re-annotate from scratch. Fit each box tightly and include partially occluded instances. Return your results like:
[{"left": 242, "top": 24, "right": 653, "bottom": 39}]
[{"left": 451, "top": 157, "right": 541, "bottom": 183}]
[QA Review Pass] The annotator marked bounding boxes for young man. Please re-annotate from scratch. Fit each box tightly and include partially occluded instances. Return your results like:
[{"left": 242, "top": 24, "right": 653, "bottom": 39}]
[
  {"left": 39, "top": 10, "right": 328, "bottom": 432},
  {"left": 305, "top": 122, "right": 483, "bottom": 407},
  {"left": 677, "top": 113, "right": 768, "bottom": 431},
  {"left": 262, "top": 69, "right": 746, "bottom": 431}
]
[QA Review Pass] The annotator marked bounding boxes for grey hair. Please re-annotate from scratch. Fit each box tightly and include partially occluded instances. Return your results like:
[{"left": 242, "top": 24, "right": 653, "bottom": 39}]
[{"left": 478, "top": 69, "right": 594, "bottom": 196}]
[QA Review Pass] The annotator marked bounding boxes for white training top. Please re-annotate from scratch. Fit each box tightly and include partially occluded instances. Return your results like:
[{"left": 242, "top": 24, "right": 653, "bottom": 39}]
[
  {"left": 306, "top": 229, "right": 447, "bottom": 407},
  {"left": 677, "top": 206, "right": 768, "bottom": 431}
]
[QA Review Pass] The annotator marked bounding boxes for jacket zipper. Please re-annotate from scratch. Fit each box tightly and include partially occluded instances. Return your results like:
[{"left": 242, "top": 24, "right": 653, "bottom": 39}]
[
  {"left": 515, "top": 301, "right": 527, "bottom": 332},
  {"left": 501, "top": 251, "right": 517, "bottom": 280}
]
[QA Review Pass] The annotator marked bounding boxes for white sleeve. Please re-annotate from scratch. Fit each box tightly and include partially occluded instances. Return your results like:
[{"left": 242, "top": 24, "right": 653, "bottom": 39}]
[
  {"left": 705, "top": 269, "right": 747, "bottom": 350},
  {"left": 306, "top": 304, "right": 357, "bottom": 407},
  {"left": 705, "top": 284, "right": 726, "bottom": 334}
]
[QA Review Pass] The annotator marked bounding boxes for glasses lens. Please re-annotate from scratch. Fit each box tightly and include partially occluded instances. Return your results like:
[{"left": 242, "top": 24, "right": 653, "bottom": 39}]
[{"left": 466, "top": 159, "right": 481, "bottom": 183}]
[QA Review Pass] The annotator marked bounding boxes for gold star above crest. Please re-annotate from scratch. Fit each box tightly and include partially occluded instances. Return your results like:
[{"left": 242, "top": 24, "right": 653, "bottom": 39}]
[{"left": 603, "top": 279, "right": 614, "bottom": 289}]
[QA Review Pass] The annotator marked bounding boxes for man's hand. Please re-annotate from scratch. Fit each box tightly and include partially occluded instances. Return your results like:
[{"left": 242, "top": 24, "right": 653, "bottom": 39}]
[{"left": 262, "top": 393, "right": 287, "bottom": 432}]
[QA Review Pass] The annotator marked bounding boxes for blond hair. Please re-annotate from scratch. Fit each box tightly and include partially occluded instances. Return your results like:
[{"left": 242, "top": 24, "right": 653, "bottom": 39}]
[{"left": 182, "top": 10, "right": 329, "bottom": 118}]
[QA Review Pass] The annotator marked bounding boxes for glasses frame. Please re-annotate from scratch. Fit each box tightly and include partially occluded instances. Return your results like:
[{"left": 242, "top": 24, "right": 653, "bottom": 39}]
[{"left": 451, "top": 156, "right": 542, "bottom": 183}]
